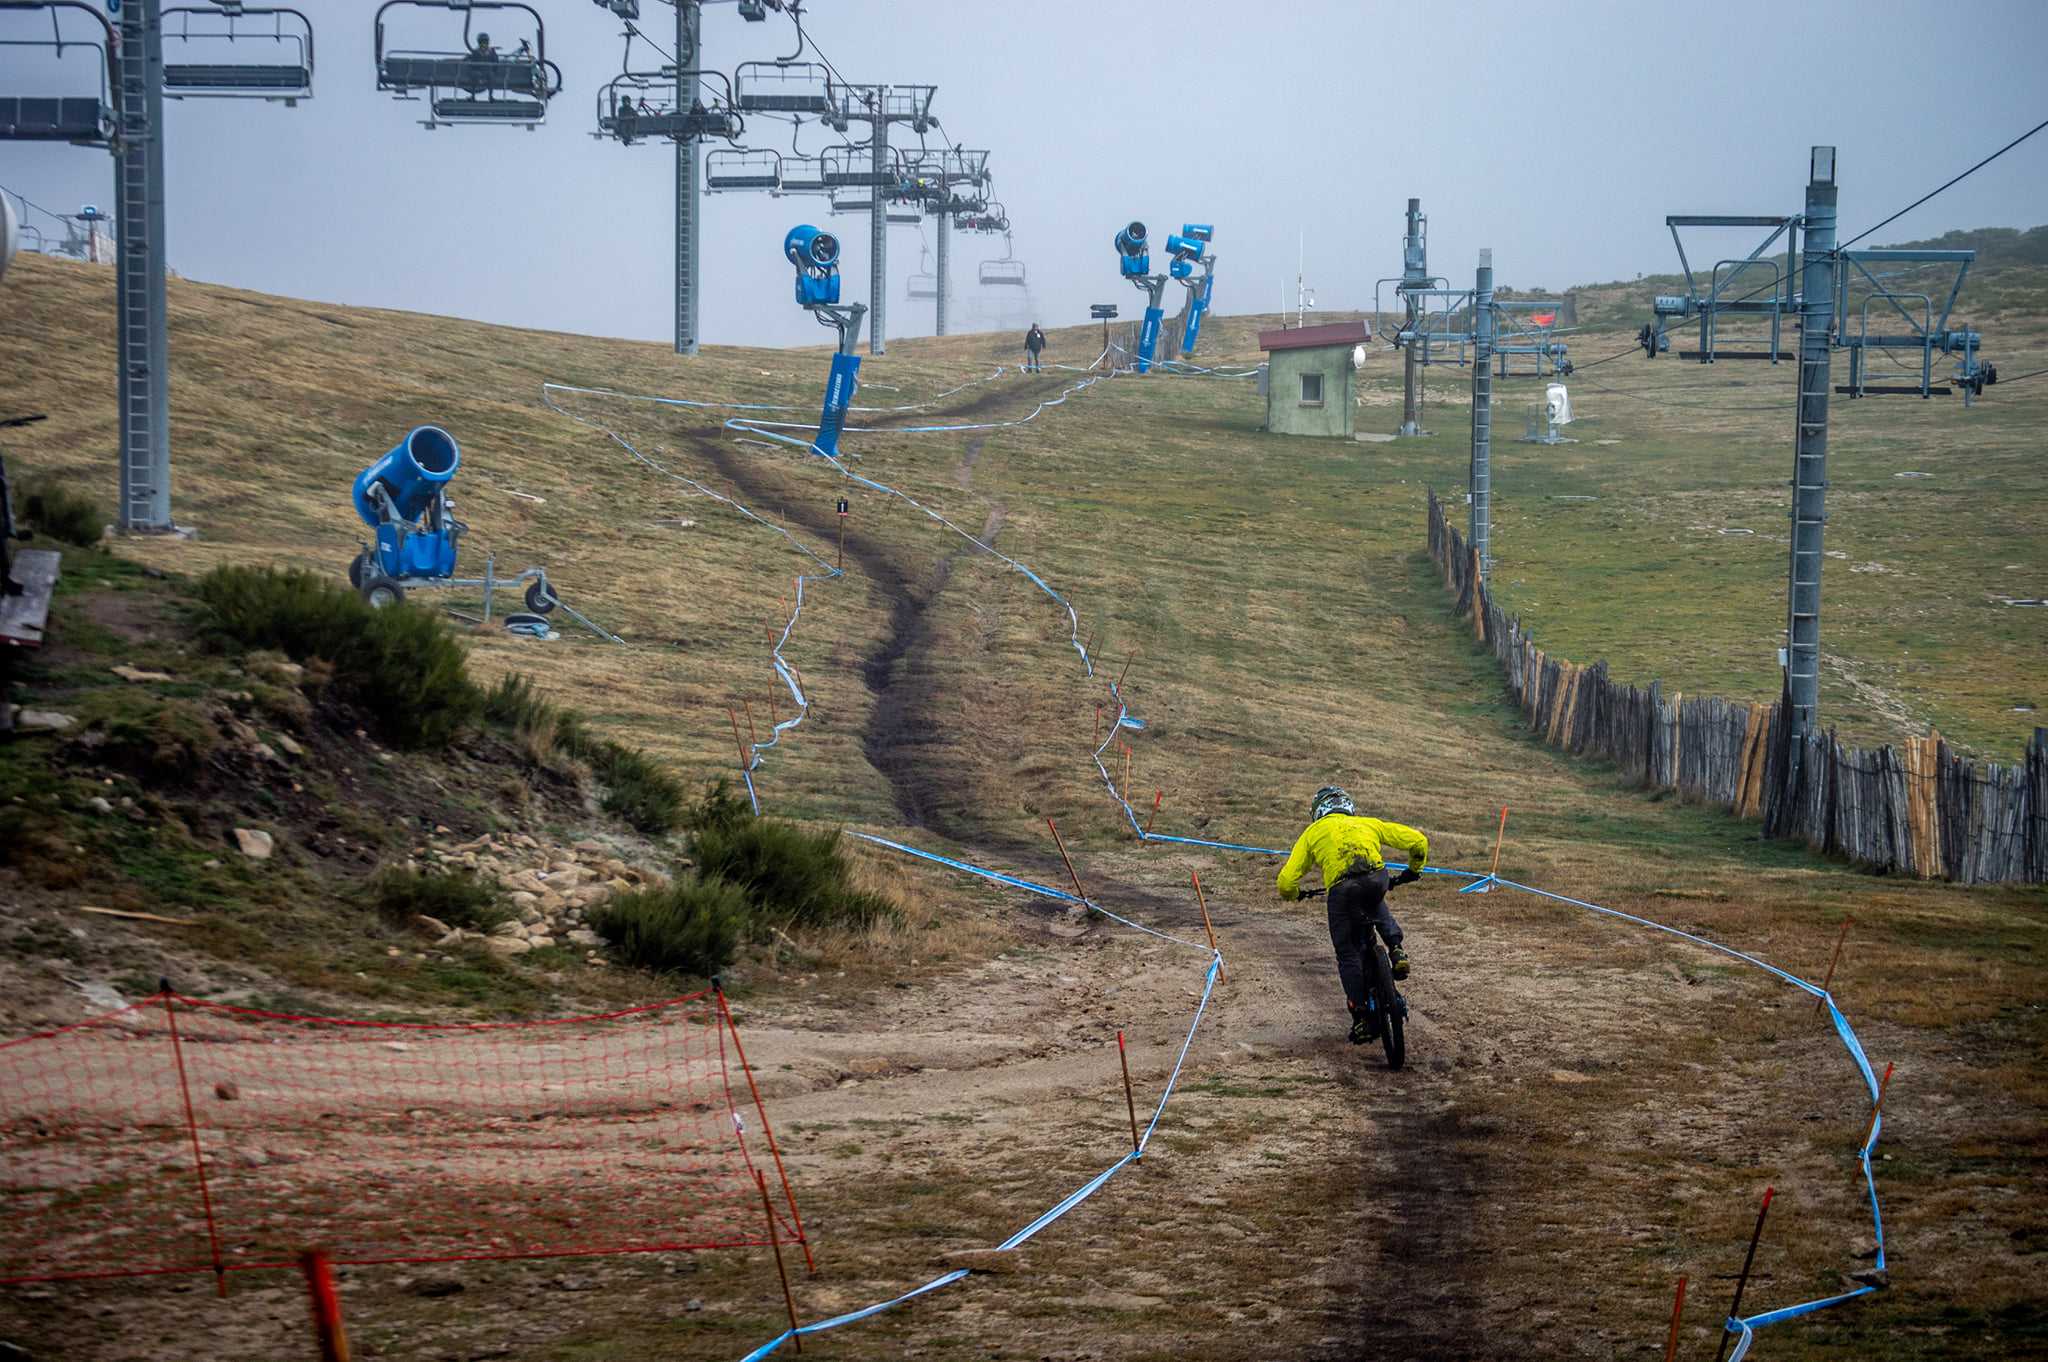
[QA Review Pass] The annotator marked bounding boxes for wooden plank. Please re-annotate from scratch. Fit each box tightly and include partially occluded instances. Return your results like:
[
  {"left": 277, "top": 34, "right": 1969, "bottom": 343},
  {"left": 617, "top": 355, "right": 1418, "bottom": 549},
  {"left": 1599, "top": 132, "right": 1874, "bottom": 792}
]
[{"left": 0, "top": 547, "right": 59, "bottom": 649}]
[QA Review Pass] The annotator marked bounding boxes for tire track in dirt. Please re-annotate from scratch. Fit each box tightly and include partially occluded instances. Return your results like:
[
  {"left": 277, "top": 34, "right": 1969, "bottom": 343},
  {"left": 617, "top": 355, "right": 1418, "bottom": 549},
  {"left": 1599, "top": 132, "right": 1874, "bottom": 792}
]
[{"left": 684, "top": 389, "right": 1494, "bottom": 1356}]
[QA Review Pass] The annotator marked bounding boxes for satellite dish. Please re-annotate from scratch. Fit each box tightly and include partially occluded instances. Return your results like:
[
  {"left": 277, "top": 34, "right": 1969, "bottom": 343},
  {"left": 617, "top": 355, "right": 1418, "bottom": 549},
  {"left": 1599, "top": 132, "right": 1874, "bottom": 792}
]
[
  {"left": 0, "top": 195, "right": 18, "bottom": 287},
  {"left": 1350, "top": 344, "right": 1367, "bottom": 371},
  {"left": 1544, "top": 383, "right": 1572, "bottom": 426}
]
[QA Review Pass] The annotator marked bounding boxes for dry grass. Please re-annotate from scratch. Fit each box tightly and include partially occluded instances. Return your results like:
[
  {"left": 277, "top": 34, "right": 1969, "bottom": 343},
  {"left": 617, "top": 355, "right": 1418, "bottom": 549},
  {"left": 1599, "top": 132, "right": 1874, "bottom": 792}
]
[{"left": 1, "top": 255, "right": 2043, "bottom": 1360}]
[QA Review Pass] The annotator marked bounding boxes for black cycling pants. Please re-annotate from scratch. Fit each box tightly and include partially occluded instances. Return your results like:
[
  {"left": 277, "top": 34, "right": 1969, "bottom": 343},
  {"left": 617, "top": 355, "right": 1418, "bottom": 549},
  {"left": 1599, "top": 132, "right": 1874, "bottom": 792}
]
[{"left": 1326, "top": 866, "right": 1402, "bottom": 1014}]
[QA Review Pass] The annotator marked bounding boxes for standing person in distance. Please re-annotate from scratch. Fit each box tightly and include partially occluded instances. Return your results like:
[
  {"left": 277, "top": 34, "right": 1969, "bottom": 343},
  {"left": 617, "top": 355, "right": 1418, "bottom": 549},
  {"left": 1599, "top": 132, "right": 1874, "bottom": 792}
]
[
  {"left": 1276, "top": 785, "right": 1428, "bottom": 1045},
  {"left": 1024, "top": 322, "right": 1047, "bottom": 374}
]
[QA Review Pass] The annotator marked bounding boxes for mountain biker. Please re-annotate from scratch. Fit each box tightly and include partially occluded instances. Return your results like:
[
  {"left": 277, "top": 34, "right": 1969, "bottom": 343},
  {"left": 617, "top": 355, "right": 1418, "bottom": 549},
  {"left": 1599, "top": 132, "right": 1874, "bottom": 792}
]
[{"left": 1276, "top": 785, "right": 1428, "bottom": 1045}]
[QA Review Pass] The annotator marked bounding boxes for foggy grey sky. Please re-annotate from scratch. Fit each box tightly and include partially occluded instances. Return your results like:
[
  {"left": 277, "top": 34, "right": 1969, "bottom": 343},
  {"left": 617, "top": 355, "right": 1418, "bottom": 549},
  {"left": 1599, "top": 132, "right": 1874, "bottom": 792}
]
[{"left": 4, "top": 0, "right": 2047, "bottom": 351}]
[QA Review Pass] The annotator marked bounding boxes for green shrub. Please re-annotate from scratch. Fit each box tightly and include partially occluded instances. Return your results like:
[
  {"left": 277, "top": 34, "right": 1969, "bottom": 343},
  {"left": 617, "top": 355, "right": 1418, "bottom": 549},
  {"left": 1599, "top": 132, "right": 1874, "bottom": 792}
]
[
  {"left": 20, "top": 481, "right": 105, "bottom": 547},
  {"left": 483, "top": 673, "right": 687, "bottom": 835},
  {"left": 591, "top": 876, "right": 747, "bottom": 978},
  {"left": 689, "top": 809, "right": 894, "bottom": 933},
  {"left": 195, "top": 566, "right": 479, "bottom": 749},
  {"left": 584, "top": 741, "right": 687, "bottom": 835},
  {"left": 369, "top": 866, "right": 506, "bottom": 932}
]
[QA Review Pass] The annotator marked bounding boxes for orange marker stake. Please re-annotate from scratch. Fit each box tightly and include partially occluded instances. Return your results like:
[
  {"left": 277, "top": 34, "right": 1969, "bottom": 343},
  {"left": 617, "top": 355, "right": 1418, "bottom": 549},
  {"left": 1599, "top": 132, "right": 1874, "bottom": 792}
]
[
  {"left": 757, "top": 1170, "right": 803, "bottom": 1353},
  {"left": 1192, "top": 872, "right": 1225, "bottom": 982},
  {"left": 1662, "top": 1274, "right": 1687, "bottom": 1362},
  {"left": 1814, "top": 915, "right": 1853, "bottom": 1014},
  {"left": 768, "top": 688, "right": 779, "bottom": 729},
  {"left": 1863, "top": 1061, "right": 1895, "bottom": 1148},
  {"left": 742, "top": 699, "right": 759, "bottom": 747},
  {"left": 1094, "top": 703, "right": 1102, "bottom": 748},
  {"left": 1144, "top": 789, "right": 1163, "bottom": 837},
  {"left": 727, "top": 707, "right": 750, "bottom": 771},
  {"left": 1045, "top": 816, "right": 1090, "bottom": 909},
  {"left": 1489, "top": 806, "right": 1510, "bottom": 880},
  {"left": 299, "top": 1249, "right": 351, "bottom": 1362},
  {"left": 1117, "top": 1031, "right": 1141, "bottom": 1155}
]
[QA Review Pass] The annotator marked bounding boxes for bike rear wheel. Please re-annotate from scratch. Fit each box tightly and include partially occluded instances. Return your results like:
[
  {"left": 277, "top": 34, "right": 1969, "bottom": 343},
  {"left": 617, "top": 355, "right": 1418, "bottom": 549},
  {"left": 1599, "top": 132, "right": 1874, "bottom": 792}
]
[{"left": 1367, "top": 945, "right": 1406, "bottom": 1071}]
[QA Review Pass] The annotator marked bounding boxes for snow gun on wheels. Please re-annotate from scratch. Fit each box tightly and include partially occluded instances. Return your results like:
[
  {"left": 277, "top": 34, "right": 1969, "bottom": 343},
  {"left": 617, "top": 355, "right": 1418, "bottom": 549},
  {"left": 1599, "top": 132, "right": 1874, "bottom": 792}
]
[
  {"left": 1115, "top": 220, "right": 1168, "bottom": 373},
  {"left": 348, "top": 425, "right": 618, "bottom": 640},
  {"left": 786, "top": 223, "right": 866, "bottom": 457}
]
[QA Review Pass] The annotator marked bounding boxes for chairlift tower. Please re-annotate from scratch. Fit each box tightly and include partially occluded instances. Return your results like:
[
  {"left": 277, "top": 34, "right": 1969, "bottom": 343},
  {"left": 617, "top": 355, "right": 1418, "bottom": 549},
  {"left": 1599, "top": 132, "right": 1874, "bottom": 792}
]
[
  {"left": 1644, "top": 147, "right": 1997, "bottom": 747},
  {"left": 115, "top": 0, "right": 173, "bottom": 530},
  {"left": 1469, "top": 249, "right": 1494, "bottom": 571},
  {"left": 822, "top": 82, "right": 937, "bottom": 356},
  {"left": 903, "top": 147, "right": 988, "bottom": 337},
  {"left": 674, "top": 0, "right": 701, "bottom": 354}
]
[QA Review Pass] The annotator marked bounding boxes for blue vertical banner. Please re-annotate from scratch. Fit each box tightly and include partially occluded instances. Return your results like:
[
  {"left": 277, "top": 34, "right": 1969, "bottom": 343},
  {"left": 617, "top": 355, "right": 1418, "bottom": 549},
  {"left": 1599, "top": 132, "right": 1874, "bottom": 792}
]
[
  {"left": 1136, "top": 306, "right": 1164, "bottom": 373},
  {"left": 815, "top": 351, "right": 862, "bottom": 456}
]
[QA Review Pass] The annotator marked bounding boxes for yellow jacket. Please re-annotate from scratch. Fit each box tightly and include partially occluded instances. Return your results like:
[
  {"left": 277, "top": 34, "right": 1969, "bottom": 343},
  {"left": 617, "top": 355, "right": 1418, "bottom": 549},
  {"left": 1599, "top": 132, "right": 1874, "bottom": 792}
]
[{"left": 1276, "top": 813, "right": 1429, "bottom": 900}]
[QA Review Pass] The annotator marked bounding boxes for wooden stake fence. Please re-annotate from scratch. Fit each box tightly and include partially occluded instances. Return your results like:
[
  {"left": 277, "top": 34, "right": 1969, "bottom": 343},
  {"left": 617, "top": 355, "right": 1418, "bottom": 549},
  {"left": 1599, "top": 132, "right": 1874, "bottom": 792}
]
[{"left": 1427, "top": 489, "right": 2046, "bottom": 885}]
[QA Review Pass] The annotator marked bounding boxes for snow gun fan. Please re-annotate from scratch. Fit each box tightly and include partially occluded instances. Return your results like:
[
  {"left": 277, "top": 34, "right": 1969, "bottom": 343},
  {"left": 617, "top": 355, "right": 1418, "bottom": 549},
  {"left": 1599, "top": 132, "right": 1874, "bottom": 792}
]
[{"left": 786, "top": 223, "right": 867, "bottom": 457}]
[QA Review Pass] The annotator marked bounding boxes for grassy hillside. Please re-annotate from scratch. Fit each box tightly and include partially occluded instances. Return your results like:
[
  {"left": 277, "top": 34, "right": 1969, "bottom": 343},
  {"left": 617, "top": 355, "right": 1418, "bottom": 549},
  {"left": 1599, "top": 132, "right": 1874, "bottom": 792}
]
[{"left": 1, "top": 253, "right": 2043, "bottom": 1360}]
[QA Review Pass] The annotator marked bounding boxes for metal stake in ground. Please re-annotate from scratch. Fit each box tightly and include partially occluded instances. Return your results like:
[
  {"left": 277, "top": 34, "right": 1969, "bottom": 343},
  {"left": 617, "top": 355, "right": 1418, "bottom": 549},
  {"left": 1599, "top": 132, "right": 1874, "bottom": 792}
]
[
  {"left": 757, "top": 1170, "right": 803, "bottom": 1352},
  {"left": 1814, "top": 915, "right": 1853, "bottom": 1014},
  {"left": 1715, "top": 1186, "right": 1775, "bottom": 1362},
  {"left": 300, "top": 1249, "right": 351, "bottom": 1362},
  {"left": 1117, "top": 1031, "right": 1141, "bottom": 1156},
  {"left": 1662, "top": 1274, "right": 1687, "bottom": 1362},
  {"left": 1191, "top": 872, "right": 1225, "bottom": 981},
  {"left": 1044, "top": 816, "right": 1091, "bottom": 910}
]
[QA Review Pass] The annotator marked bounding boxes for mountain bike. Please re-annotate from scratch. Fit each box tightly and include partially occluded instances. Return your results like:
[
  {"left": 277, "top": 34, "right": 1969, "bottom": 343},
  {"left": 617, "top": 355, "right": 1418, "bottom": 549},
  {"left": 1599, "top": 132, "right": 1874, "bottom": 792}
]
[{"left": 1301, "top": 867, "right": 1418, "bottom": 1071}]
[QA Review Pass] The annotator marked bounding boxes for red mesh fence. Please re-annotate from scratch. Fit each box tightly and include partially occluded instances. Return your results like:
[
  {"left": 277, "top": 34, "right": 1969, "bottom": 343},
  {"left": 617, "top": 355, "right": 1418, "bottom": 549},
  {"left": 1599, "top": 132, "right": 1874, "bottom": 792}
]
[{"left": 0, "top": 990, "right": 806, "bottom": 1283}]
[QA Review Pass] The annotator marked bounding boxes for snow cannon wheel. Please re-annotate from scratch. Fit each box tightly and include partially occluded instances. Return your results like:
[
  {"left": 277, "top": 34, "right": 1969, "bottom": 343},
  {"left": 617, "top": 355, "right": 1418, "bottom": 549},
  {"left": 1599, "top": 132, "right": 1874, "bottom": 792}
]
[
  {"left": 363, "top": 578, "right": 406, "bottom": 610},
  {"left": 523, "top": 580, "right": 559, "bottom": 615},
  {"left": 348, "top": 553, "right": 367, "bottom": 589}
]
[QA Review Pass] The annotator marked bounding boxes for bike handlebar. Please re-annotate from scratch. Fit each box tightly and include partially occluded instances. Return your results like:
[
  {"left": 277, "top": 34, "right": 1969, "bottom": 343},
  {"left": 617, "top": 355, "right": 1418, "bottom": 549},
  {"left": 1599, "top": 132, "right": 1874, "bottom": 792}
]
[{"left": 1295, "top": 867, "right": 1421, "bottom": 900}]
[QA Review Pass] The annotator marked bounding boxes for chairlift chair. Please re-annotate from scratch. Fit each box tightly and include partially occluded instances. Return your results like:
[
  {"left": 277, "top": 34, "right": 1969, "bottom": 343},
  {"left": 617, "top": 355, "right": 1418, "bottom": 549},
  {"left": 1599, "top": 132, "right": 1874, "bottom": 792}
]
[
  {"left": 703, "top": 147, "right": 780, "bottom": 191},
  {"left": 907, "top": 244, "right": 937, "bottom": 300},
  {"left": 0, "top": 1, "right": 117, "bottom": 146},
  {"left": 162, "top": 5, "right": 314, "bottom": 105},
  {"left": 596, "top": 70, "right": 740, "bottom": 144},
  {"left": 374, "top": 0, "right": 562, "bottom": 130},
  {"left": 979, "top": 234, "right": 1026, "bottom": 287},
  {"left": 776, "top": 154, "right": 828, "bottom": 195},
  {"left": 732, "top": 60, "right": 836, "bottom": 114},
  {"left": 822, "top": 142, "right": 888, "bottom": 188}
]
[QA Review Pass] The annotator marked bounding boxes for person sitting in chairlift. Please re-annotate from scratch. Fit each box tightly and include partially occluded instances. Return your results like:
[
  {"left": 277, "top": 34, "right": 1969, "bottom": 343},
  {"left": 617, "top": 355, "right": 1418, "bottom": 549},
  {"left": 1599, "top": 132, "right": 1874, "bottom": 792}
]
[
  {"left": 470, "top": 32, "right": 497, "bottom": 61},
  {"left": 615, "top": 94, "right": 640, "bottom": 144}
]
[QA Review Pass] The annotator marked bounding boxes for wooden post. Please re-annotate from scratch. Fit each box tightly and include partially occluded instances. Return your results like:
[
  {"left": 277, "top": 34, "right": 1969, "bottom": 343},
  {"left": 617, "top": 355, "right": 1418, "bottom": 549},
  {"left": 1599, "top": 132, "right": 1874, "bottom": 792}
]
[
  {"left": 1115, "top": 653, "right": 1137, "bottom": 693},
  {"left": 1191, "top": 872, "right": 1225, "bottom": 982},
  {"left": 727, "top": 708, "right": 751, "bottom": 771},
  {"left": 1489, "top": 806, "right": 1510, "bottom": 880},
  {"left": 1094, "top": 703, "right": 1102, "bottom": 748},
  {"left": 1117, "top": 1031, "right": 1141, "bottom": 1155},
  {"left": 1144, "top": 789, "right": 1163, "bottom": 837},
  {"left": 299, "top": 1249, "right": 351, "bottom": 1362},
  {"left": 1814, "top": 915, "right": 1852, "bottom": 1014},
  {"left": 742, "top": 699, "right": 759, "bottom": 747},
  {"left": 1863, "top": 1060, "right": 1894, "bottom": 1148},
  {"left": 768, "top": 688, "right": 779, "bottom": 729},
  {"left": 1662, "top": 1274, "right": 1687, "bottom": 1362},
  {"left": 1715, "top": 1186, "right": 1774, "bottom": 1362},
  {"left": 1045, "top": 816, "right": 1090, "bottom": 909},
  {"left": 757, "top": 1170, "right": 802, "bottom": 1353}
]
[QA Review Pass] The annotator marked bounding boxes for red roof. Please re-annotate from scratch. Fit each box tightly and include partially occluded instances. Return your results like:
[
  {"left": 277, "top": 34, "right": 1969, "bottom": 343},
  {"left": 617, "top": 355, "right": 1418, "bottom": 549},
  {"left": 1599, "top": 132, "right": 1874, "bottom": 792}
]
[{"left": 1257, "top": 320, "right": 1372, "bottom": 353}]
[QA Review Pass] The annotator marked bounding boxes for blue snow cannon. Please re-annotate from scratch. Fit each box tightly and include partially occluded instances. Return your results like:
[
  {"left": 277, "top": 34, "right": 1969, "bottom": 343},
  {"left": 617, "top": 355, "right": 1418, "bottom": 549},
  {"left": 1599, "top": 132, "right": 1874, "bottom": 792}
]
[
  {"left": 1115, "top": 220, "right": 1150, "bottom": 278},
  {"left": 1166, "top": 231, "right": 1207, "bottom": 279},
  {"left": 351, "top": 426, "right": 462, "bottom": 590},
  {"left": 785, "top": 224, "right": 842, "bottom": 307}
]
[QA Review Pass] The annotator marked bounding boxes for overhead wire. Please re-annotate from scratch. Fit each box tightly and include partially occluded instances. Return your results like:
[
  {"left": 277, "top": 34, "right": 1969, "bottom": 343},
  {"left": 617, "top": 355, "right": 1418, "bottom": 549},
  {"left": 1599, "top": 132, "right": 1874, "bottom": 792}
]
[{"left": 1839, "top": 114, "right": 2048, "bottom": 250}]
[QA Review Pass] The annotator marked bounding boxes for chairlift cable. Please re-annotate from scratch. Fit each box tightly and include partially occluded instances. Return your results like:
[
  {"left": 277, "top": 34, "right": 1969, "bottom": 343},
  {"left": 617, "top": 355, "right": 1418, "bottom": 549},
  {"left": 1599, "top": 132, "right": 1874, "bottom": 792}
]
[{"left": 1840, "top": 115, "right": 2048, "bottom": 251}]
